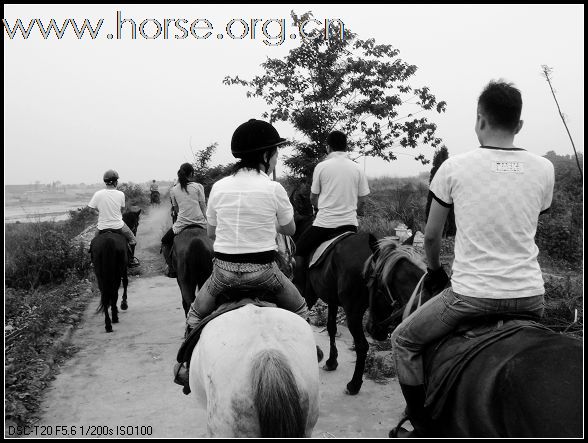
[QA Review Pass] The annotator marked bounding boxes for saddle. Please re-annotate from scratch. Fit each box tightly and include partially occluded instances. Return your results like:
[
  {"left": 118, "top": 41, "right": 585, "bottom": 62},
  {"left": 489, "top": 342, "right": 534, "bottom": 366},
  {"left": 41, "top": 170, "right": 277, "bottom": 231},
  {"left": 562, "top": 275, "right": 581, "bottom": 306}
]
[
  {"left": 98, "top": 228, "right": 124, "bottom": 235},
  {"left": 423, "top": 317, "right": 552, "bottom": 420},
  {"left": 176, "top": 297, "right": 277, "bottom": 365},
  {"left": 309, "top": 231, "right": 355, "bottom": 269}
]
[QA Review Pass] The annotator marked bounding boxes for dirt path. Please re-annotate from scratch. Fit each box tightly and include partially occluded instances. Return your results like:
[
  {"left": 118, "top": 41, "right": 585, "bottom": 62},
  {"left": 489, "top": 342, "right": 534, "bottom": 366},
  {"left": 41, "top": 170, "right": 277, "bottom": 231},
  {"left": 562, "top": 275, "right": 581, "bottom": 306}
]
[{"left": 35, "top": 205, "right": 404, "bottom": 438}]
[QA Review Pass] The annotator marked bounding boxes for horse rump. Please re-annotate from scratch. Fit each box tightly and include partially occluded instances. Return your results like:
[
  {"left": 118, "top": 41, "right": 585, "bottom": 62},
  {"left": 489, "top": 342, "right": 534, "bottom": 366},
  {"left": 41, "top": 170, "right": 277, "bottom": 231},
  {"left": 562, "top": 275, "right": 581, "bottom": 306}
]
[
  {"left": 91, "top": 234, "right": 127, "bottom": 314},
  {"left": 251, "top": 349, "right": 306, "bottom": 438}
]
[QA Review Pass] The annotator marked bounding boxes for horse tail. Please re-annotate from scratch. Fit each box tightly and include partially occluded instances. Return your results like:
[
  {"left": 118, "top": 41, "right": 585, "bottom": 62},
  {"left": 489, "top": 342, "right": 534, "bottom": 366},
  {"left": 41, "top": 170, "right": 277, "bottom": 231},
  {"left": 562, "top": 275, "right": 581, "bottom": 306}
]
[
  {"left": 251, "top": 349, "right": 306, "bottom": 438},
  {"left": 94, "top": 236, "right": 123, "bottom": 314}
]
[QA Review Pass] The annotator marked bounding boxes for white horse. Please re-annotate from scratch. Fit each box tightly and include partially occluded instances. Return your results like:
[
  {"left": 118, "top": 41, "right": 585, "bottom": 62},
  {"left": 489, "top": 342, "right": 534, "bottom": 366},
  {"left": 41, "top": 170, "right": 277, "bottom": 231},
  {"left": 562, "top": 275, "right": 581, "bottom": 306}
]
[{"left": 189, "top": 304, "right": 320, "bottom": 437}]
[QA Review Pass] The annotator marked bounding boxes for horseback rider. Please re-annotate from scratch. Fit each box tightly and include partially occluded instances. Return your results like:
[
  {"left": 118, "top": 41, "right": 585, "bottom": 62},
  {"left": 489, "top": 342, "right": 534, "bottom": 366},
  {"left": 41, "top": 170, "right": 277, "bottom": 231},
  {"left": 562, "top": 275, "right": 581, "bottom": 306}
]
[
  {"left": 87, "top": 169, "right": 140, "bottom": 267},
  {"left": 150, "top": 179, "right": 159, "bottom": 204},
  {"left": 173, "top": 119, "right": 309, "bottom": 388},
  {"left": 294, "top": 130, "right": 370, "bottom": 303},
  {"left": 161, "top": 163, "right": 208, "bottom": 278},
  {"left": 390, "top": 80, "right": 555, "bottom": 437}
]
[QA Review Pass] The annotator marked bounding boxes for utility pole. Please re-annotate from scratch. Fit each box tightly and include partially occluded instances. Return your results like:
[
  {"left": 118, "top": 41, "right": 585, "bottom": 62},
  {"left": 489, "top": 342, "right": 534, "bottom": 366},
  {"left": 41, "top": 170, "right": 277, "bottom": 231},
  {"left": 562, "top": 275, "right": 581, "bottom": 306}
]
[{"left": 541, "top": 65, "right": 583, "bottom": 180}]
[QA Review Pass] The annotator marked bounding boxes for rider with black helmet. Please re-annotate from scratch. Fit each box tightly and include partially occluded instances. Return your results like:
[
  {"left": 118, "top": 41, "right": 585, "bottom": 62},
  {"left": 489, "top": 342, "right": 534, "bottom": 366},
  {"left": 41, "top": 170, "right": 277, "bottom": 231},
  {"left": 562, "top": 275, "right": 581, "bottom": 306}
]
[
  {"left": 186, "top": 119, "right": 308, "bottom": 327},
  {"left": 87, "top": 170, "right": 139, "bottom": 267},
  {"left": 174, "top": 119, "right": 309, "bottom": 390}
]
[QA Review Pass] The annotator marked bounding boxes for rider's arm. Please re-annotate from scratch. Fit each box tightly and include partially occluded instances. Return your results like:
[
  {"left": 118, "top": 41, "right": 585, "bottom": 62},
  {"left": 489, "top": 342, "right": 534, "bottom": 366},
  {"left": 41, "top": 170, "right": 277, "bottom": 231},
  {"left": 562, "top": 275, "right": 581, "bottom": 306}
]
[
  {"left": 357, "top": 195, "right": 367, "bottom": 216},
  {"left": 207, "top": 224, "right": 216, "bottom": 242},
  {"left": 277, "top": 217, "right": 296, "bottom": 236},
  {"left": 424, "top": 199, "right": 450, "bottom": 270},
  {"left": 310, "top": 193, "right": 319, "bottom": 213}
]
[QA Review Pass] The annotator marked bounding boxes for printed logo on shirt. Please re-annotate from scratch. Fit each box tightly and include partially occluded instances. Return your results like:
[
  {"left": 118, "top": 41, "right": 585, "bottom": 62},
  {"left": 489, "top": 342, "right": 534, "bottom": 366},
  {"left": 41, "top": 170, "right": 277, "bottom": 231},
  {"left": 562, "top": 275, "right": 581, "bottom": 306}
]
[{"left": 492, "top": 161, "right": 524, "bottom": 173}]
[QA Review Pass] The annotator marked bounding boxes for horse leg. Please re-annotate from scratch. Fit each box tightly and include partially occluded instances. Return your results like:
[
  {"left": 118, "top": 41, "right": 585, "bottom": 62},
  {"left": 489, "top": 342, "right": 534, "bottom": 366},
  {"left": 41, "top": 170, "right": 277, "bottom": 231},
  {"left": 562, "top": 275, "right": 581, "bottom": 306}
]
[
  {"left": 104, "top": 299, "right": 113, "bottom": 333},
  {"left": 112, "top": 303, "right": 119, "bottom": 323},
  {"left": 121, "top": 272, "right": 128, "bottom": 310},
  {"left": 345, "top": 312, "right": 369, "bottom": 395},
  {"left": 323, "top": 303, "right": 339, "bottom": 371}
]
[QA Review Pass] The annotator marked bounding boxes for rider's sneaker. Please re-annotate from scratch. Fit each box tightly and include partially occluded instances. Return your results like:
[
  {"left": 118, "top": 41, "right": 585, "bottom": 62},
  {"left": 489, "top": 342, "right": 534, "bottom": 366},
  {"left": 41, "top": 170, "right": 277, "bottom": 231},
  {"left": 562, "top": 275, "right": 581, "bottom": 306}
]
[{"left": 128, "top": 257, "right": 140, "bottom": 268}]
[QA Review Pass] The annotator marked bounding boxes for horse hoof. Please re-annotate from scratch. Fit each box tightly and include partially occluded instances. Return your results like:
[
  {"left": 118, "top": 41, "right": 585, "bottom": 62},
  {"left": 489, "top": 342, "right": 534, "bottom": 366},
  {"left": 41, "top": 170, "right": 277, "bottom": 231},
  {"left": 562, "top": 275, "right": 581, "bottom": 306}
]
[
  {"left": 106, "top": 327, "right": 113, "bottom": 333},
  {"left": 322, "top": 362, "right": 338, "bottom": 372},
  {"left": 121, "top": 302, "right": 128, "bottom": 310},
  {"left": 345, "top": 381, "right": 362, "bottom": 395},
  {"left": 316, "top": 346, "right": 324, "bottom": 363}
]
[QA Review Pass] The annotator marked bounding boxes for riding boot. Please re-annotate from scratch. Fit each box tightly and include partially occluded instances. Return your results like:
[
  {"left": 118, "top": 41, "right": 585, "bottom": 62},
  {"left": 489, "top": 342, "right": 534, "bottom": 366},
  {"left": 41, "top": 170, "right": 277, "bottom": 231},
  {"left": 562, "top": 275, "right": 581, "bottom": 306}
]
[
  {"left": 127, "top": 244, "right": 140, "bottom": 268},
  {"left": 161, "top": 243, "right": 176, "bottom": 278},
  {"left": 173, "top": 324, "right": 194, "bottom": 394},
  {"left": 391, "top": 384, "right": 430, "bottom": 438}
]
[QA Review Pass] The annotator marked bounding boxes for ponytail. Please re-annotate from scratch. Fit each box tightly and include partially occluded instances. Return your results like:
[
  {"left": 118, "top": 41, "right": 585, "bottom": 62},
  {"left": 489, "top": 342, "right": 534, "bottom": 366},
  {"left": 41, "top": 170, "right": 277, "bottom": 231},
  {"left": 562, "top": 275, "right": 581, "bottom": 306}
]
[{"left": 177, "top": 163, "right": 195, "bottom": 193}]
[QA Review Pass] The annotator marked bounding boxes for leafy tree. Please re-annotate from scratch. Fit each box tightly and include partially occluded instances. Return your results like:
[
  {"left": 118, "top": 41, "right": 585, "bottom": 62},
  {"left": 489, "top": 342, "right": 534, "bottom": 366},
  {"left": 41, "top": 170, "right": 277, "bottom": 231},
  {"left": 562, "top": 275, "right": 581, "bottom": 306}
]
[
  {"left": 536, "top": 151, "right": 583, "bottom": 265},
  {"left": 224, "top": 10, "right": 447, "bottom": 189},
  {"left": 191, "top": 143, "right": 235, "bottom": 197}
]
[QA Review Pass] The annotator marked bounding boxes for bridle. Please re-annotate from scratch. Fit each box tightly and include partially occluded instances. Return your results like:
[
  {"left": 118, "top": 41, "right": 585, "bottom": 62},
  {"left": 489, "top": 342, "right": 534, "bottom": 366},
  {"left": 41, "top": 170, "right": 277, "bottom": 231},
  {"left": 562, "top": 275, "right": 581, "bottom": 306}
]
[
  {"left": 363, "top": 243, "right": 427, "bottom": 334},
  {"left": 365, "top": 254, "right": 404, "bottom": 333}
]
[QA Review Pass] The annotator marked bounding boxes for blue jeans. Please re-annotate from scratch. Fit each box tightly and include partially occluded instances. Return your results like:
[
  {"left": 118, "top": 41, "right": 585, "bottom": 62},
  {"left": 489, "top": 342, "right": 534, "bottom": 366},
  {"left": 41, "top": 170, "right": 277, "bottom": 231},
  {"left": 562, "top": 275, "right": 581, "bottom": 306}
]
[
  {"left": 391, "top": 287, "right": 545, "bottom": 386},
  {"left": 186, "top": 260, "right": 309, "bottom": 328}
]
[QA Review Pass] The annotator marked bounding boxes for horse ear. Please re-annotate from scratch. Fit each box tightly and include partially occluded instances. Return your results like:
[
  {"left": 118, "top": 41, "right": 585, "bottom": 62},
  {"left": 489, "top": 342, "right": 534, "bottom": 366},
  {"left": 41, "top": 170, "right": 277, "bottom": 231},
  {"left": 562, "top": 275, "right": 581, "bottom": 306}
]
[{"left": 137, "top": 209, "right": 142, "bottom": 215}]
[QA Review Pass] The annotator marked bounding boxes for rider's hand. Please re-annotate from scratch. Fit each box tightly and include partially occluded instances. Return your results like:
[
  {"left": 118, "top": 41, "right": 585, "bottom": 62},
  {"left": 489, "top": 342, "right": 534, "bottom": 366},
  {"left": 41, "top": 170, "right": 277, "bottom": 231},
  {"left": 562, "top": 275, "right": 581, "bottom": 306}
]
[
  {"left": 423, "top": 266, "right": 450, "bottom": 296},
  {"left": 184, "top": 325, "right": 193, "bottom": 340}
]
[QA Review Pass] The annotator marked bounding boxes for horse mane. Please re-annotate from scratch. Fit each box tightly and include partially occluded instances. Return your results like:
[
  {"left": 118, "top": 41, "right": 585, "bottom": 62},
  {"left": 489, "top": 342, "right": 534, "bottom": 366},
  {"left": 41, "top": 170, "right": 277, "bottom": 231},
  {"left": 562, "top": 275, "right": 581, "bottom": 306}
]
[
  {"left": 363, "top": 236, "right": 426, "bottom": 284},
  {"left": 251, "top": 349, "right": 305, "bottom": 437}
]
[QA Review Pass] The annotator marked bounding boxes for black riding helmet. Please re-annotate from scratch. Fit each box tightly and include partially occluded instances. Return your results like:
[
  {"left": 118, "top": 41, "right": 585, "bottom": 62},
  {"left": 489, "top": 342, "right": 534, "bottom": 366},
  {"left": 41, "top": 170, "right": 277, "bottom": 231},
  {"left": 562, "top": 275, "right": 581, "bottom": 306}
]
[
  {"left": 103, "top": 169, "right": 119, "bottom": 185},
  {"left": 231, "top": 119, "right": 288, "bottom": 158}
]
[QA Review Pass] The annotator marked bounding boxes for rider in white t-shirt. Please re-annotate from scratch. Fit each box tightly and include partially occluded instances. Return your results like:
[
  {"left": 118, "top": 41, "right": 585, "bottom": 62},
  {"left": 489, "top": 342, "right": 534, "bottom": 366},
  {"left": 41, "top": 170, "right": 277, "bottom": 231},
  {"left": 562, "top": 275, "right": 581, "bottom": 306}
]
[
  {"left": 88, "top": 169, "right": 139, "bottom": 267},
  {"left": 390, "top": 80, "right": 555, "bottom": 437}
]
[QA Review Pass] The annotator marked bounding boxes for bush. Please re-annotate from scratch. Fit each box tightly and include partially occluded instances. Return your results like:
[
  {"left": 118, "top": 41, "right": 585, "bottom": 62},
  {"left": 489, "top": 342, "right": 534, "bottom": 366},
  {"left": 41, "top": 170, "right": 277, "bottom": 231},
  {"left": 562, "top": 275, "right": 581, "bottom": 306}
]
[
  {"left": 66, "top": 206, "right": 98, "bottom": 237},
  {"left": 5, "top": 222, "right": 92, "bottom": 290},
  {"left": 536, "top": 214, "right": 582, "bottom": 266},
  {"left": 118, "top": 182, "right": 149, "bottom": 209}
]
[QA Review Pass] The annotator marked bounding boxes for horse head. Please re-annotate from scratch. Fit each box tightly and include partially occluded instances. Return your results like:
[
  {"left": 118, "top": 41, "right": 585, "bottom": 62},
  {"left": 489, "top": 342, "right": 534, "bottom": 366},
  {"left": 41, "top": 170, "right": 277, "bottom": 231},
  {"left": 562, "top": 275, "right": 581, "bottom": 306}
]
[
  {"left": 364, "top": 237, "right": 426, "bottom": 341},
  {"left": 123, "top": 207, "right": 141, "bottom": 236}
]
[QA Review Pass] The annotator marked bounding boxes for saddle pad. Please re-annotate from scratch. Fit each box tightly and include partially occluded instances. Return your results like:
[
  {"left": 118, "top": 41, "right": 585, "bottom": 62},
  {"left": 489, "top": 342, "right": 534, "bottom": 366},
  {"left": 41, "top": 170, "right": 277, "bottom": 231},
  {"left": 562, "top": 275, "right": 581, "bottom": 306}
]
[
  {"left": 177, "top": 298, "right": 276, "bottom": 365},
  {"left": 309, "top": 232, "right": 355, "bottom": 268},
  {"left": 423, "top": 319, "right": 551, "bottom": 419}
]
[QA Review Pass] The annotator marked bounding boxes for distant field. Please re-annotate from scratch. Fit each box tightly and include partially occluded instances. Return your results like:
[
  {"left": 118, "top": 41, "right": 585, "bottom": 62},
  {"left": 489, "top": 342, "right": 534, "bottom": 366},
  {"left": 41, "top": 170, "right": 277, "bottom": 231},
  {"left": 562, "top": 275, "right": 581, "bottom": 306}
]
[{"left": 5, "top": 185, "right": 106, "bottom": 223}]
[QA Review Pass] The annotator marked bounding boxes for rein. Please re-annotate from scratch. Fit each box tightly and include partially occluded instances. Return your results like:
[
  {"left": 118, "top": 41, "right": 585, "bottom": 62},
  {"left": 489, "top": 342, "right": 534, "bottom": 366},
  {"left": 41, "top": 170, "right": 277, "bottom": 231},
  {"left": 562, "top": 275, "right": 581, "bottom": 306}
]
[{"left": 363, "top": 238, "right": 427, "bottom": 331}]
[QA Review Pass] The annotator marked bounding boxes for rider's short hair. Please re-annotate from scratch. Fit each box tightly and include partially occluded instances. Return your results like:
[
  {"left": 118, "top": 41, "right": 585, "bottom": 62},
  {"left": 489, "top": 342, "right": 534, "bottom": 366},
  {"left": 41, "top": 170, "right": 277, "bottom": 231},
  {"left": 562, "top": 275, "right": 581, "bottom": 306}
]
[
  {"left": 478, "top": 80, "right": 522, "bottom": 132},
  {"left": 327, "top": 131, "right": 347, "bottom": 151}
]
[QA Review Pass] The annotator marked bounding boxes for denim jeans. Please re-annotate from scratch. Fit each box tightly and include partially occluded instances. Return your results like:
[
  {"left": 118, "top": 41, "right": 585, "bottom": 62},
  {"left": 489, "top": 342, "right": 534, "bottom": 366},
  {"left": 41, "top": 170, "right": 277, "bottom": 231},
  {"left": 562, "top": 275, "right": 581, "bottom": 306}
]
[
  {"left": 94, "top": 223, "right": 136, "bottom": 246},
  {"left": 186, "top": 260, "right": 309, "bottom": 328},
  {"left": 391, "top": 287, "right": 545, "bottom": 386}
]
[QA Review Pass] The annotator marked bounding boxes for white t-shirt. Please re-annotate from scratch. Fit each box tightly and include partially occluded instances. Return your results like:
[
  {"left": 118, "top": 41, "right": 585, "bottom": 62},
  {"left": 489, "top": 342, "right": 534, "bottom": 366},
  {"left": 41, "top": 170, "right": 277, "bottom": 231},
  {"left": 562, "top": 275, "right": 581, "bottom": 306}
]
[
  {"left": 88, "top": 188, "right": 125, "bottom": 230},
  {"left": 207, "top": 169, "right": 294, "bottom": 254},
  {"left": 311, "top": 151, "right": 370, "bottom": 228},
  {"left": 170, "top": 182, "right": 207, "bottom": 234},
  {"left": 430, "top": 146, "right": 554, "bottom": 299}
]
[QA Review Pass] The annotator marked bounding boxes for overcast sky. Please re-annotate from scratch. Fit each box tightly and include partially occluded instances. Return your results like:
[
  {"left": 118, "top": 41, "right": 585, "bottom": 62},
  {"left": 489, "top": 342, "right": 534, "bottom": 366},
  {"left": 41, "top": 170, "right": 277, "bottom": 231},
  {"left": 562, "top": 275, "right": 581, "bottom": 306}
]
[{"left": 4, "top": 4, "right": 584, "bottom": 185}]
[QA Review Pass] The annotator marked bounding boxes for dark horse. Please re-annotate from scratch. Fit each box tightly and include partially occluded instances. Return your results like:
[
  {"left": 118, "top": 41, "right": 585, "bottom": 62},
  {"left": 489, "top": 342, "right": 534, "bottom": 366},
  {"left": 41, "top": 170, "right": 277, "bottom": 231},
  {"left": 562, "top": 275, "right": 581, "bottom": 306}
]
[
  {"left": 292, "top": 212, "right": 376, "bottom": 395},
  {"left": 91, "top": 232, "right": 128, "bottom": 332},
  {"left": 364, "top": 238, "right": 583, "bottom": 437},
  {"left": 173, "top": 226, "right": 214, "bottom": 316}
]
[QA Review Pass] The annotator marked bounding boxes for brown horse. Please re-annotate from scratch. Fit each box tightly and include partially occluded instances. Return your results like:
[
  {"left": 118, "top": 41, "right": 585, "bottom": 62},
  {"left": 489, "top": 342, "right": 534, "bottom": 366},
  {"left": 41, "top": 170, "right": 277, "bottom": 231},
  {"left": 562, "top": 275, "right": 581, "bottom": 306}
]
[
  {"left": 172, "top": 226, "right": 214, "bottom": 316},
  {"left": 90, "top": 231, "right": 128, "bottom": 332},
  {"left": 293, "top": 213, "right": 377, "bottom": 395},
  {"left": 364, "top": 238, "right": 583, "bottom": 437}
]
